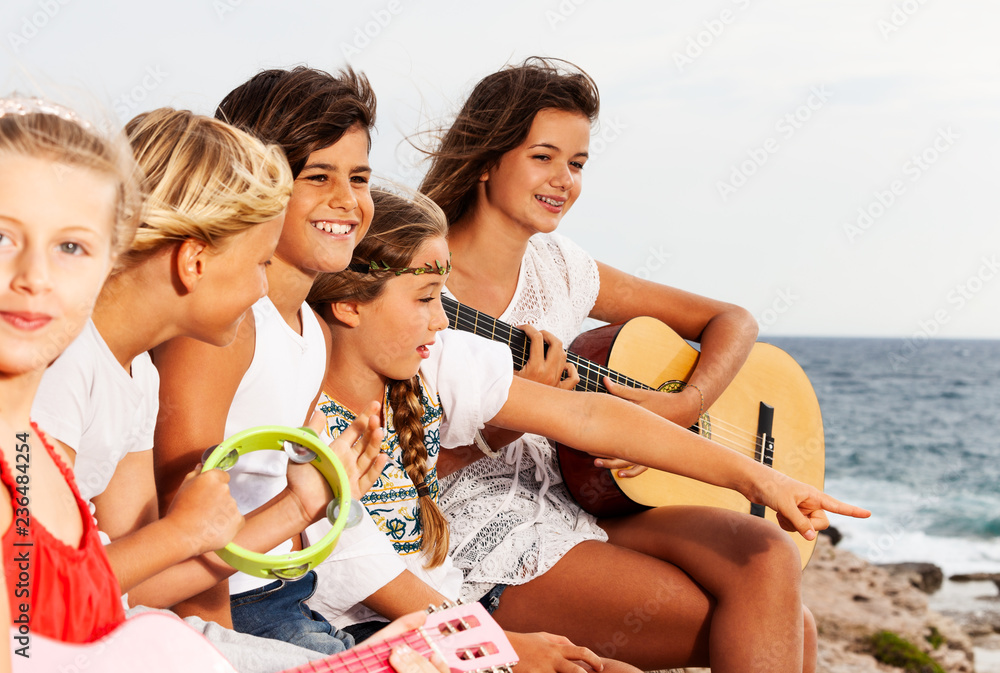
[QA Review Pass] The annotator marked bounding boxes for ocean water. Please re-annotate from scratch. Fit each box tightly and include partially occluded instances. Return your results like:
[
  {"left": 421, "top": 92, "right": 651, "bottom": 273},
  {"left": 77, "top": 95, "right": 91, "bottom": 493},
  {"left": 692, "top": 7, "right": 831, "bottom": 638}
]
[{"left": 768, "top": 337, "right": 1000, "bottom": 576}]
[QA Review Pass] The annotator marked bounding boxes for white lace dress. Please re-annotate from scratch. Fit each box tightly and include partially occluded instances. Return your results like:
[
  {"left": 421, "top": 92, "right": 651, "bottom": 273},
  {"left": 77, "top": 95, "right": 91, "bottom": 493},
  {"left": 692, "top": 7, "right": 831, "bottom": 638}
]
[{"left": 438, "top": 232, "right": 608, "bottom": 602}]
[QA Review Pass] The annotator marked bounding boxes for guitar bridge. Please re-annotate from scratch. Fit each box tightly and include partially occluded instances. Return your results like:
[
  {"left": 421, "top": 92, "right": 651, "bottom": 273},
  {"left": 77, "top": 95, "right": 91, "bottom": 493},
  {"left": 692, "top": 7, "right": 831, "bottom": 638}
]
[{"left": 749, "top": 402, "right": 775, "bottom": 518}]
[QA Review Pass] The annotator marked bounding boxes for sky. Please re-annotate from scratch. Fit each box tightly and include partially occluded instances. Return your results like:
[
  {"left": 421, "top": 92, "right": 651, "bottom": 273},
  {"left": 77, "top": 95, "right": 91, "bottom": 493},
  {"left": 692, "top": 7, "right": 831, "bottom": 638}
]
[{"left": 3, "top": 0, "right": 998, "bottom": 338}]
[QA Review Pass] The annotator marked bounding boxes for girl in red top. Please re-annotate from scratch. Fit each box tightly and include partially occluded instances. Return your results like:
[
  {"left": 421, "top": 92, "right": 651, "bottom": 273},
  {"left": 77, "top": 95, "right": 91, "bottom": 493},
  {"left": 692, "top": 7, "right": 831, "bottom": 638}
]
[{"left": 0, "top": 97, "right": 143, "bottom": 650}]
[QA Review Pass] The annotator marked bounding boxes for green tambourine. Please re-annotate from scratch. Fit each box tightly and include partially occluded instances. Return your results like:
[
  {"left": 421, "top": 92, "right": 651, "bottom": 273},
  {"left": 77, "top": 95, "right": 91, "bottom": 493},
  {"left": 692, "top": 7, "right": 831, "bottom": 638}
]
[{"left": 201, "top": 425, "right": 359, "bottom": 581}]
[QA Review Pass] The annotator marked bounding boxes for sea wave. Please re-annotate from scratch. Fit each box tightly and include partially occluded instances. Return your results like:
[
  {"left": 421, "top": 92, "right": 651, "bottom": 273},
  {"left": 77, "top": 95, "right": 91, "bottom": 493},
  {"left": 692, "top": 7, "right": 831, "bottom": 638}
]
[{"left": 768, "top": 337, "right": 1000, "bottom": 575}]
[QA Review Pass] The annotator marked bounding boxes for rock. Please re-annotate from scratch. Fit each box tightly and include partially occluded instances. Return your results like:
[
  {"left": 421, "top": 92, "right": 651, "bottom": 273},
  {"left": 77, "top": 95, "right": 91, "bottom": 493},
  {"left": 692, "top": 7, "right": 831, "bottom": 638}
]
[
  {"left": 820, "top": 525, "right": 843, "bottom": 546},
  {"left": 879, "top": 562, "right": 945, "bottom": 594},
  {"left": 650, "top": 538, "right": 983, "bottom": 673},
  {"left": 950, "top": 573, "right": 1000, "bottom": 582},
  {"left": 951, "top": 572, "right": 1000, "bottom": 593},
  {"left": 802, "top": 536, "right": 975, "bottom": 672}
]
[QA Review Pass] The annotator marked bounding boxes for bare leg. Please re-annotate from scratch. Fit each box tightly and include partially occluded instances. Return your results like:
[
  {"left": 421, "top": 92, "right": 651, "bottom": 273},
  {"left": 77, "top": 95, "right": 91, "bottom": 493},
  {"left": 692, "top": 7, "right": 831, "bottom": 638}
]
[
  {"left": 492, "top": 506, "right": 802, "bottom": 673},
  {"left": 802, "top": 605, "right": 817, "bottom": 673},
  {"left": 493, "top": 540, "right": 713, "bottom": 669},
  {"left": 604, "top": 508, "right": 818, "bottom": 672},
  {"left": 601, "top": 506, "right": 804, "bottom": 673}
]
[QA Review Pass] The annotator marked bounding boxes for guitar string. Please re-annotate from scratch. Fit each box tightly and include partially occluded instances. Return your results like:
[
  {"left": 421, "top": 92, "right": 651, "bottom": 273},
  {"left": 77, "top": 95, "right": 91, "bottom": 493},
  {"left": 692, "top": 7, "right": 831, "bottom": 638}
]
[
  {"left": 445, "top": 308, "right": 776, "bottom": 463},
  {"left": 445, "top": 311, "right": 771, "bottom": 458},
  {"left": 446, "top": 311, "right": 650, "bottom": 391},
  {"left": 445, "top": 309, "right": 774, "bottom": 462}
]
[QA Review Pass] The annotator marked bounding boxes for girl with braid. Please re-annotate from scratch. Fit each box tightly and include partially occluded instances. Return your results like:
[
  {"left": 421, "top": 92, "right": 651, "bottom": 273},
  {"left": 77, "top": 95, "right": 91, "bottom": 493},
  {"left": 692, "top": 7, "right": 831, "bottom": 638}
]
[{"left": 305, "top": 188, "right": 870, "bottom": 673}]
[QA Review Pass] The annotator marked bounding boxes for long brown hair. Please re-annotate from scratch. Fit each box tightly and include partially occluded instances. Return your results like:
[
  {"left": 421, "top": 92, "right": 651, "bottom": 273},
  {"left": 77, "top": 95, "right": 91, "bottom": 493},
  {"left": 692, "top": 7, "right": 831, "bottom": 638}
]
[
  {"left": 308, "top": 188, "right": 450, "bottom": 568},
  {"left": 419, "top": 57, "right": 599, "bottom": 226},
  {"left": 215, "top": 66, "right": 376, "bottom": 178}
]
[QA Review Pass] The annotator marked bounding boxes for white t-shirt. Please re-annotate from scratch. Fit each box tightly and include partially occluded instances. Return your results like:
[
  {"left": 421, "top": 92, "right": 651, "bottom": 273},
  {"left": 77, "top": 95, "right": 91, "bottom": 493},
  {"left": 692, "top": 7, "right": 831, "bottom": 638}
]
[
  {"left": 308, "top": 329, "right": 513, "bottom": 626},
  {"left": 32, "top": 319, "right": 159, "bottom": 504},
  {"left": 224, "top": 297, "right": 328, "bottom": 595}
]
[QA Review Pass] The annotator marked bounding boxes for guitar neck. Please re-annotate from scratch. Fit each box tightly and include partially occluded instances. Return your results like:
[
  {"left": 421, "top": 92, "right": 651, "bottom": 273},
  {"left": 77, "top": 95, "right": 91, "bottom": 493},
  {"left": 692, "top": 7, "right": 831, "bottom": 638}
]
[{"left": 442, "top": 296, "right": 652, "bottom": 393}]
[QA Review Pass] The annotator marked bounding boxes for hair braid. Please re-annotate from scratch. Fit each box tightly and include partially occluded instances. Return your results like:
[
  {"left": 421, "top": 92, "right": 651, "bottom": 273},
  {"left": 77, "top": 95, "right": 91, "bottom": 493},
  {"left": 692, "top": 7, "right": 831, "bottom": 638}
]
[{"left": 388, "top": 376, "right": 450, "bottom": 568}]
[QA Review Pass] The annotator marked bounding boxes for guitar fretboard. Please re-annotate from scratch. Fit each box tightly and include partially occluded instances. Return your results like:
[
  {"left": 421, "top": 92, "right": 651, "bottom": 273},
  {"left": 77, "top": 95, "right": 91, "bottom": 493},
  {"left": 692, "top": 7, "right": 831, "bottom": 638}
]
[{"left": 442, "top": 295, "right": 653, "bottom": 394}]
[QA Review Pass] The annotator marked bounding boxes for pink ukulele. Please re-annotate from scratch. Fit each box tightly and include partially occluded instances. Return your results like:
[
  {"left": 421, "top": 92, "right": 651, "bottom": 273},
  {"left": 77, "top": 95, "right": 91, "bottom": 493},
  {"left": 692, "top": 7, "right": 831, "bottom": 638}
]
[{"left": 14, "top": 602, "right": 517, "bottom": 673}]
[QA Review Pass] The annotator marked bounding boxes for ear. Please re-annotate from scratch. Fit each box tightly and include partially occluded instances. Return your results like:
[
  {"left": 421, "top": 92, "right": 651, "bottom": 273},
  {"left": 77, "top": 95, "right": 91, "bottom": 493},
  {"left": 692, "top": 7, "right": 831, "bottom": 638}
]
[
  {"left": 479, "top": 169, "right": 489, "bottom": 183},
  {"left": 176, "top": 238, "right": 209, "bottom": 293},
  {"left": 329, "top": 300, "right": 362, "bottom": 328}
]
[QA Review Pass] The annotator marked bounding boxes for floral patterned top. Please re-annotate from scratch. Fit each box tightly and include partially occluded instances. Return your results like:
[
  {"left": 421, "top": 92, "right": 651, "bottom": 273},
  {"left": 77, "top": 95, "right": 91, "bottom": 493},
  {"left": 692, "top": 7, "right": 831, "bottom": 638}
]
[{"left": 317, "top": 379, "right": 442, "bottom": 557}]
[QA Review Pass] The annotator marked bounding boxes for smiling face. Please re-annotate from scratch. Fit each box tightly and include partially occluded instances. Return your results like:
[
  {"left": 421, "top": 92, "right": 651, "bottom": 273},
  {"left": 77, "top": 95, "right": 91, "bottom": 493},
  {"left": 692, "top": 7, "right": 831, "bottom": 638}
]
[
  {"left": 479, "top": 108, "right": 591, "bottom": 236},
  {"left": 276, "top": 125, "right": 374, "bottom": 278},
  {"left": 187, "top": 214, "right": 284, "bottom": 346},
  {"left": 0, "top": 154, "right": 116, "bottom": 376},
  {"left": 357, "top": 236, "right": 451, "bottom": 382}
]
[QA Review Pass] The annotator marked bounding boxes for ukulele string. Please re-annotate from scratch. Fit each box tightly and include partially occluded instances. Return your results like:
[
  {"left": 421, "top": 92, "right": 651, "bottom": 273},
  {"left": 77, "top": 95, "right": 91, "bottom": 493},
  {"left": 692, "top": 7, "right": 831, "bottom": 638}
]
[{"left": 291, "top": 630, "right": 437, "bottom": 673}]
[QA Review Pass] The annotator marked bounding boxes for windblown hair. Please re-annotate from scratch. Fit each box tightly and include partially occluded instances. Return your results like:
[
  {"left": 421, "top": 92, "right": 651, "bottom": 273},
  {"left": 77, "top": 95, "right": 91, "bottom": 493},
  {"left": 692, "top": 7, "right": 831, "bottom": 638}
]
[
  {"left": 215, "top": 66, "right": 376, "bottom": 178},
  {"left": 419, "top": 56, "right": 600, "bottom": 226},
  {"left": 119, "top": 108, "right": 292, "bottom": 271},
  {"left": 308, "top": 188, "right": 450, "bottom": 568},
  {"left": 0, "top": 97, "right": 143, "bottom": 257}
]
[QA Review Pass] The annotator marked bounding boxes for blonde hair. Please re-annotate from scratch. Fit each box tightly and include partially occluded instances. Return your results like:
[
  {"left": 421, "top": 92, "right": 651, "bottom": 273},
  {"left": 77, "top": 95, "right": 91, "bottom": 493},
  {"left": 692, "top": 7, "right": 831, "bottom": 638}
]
[
  {"left": 309, "top": 188, "right": 450, "bottom": 568},
  {"left": 119, "top": 108, "right": 293, "bottom": 270},
  {"left": 0, "top": 97, "right": 143, "bottom": 257}
]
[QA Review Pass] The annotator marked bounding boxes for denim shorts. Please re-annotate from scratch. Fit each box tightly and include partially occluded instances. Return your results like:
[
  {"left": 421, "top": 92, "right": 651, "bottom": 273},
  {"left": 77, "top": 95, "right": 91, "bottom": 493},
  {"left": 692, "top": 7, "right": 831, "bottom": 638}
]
[
  {"left": 230, "top": 570, "right": 355, "bottom": 655},
  {"left": 341, "top": 584, "right": 508, "bottom": 645},
  {"left": 478, "top": 583, "right": 507, "bottom": 614}
]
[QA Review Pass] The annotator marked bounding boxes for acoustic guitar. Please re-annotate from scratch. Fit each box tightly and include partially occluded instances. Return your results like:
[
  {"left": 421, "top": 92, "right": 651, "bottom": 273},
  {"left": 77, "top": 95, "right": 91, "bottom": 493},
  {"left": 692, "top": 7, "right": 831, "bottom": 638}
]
[
  {"left": 16, "top": 602, "right": 517, "bottom": 673},
  {"left": 442, "top": 296, "right": 825, "bottom": 568}
]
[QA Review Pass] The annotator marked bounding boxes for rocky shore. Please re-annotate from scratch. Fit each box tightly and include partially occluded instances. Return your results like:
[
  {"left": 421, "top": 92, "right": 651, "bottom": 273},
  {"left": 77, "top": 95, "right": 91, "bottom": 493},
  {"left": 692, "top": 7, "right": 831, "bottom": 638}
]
[{"left": 665, "top": 533, "right": 1000, "bottom": 672}]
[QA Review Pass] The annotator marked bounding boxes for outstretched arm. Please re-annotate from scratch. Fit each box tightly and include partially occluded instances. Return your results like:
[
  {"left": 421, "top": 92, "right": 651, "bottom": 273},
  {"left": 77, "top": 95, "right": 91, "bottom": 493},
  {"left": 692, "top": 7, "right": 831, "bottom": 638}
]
[
  {"left": 492, "top": 377, "right": 869, "bottom": 539},
  {"left": 101, "top": 458, "right": 244, "bottom": 596}
]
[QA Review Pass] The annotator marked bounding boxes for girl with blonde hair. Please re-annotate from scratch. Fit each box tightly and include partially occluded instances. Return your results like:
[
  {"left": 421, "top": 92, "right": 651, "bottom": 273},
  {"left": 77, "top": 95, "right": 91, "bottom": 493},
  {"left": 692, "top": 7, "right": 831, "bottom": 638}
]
[{"left": 0, "top": 96, "right": 142, "bottom": 648}]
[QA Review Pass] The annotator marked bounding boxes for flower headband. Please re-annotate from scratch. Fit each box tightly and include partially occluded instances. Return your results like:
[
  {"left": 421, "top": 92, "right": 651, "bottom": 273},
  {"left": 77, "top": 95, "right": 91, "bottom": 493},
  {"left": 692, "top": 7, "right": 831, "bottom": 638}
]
[
  {"left": 0, "top": 96, "right": 92, "bottom": 129},
  {"left": 348, "top": 257, "right": 452, "bottom": 276}
]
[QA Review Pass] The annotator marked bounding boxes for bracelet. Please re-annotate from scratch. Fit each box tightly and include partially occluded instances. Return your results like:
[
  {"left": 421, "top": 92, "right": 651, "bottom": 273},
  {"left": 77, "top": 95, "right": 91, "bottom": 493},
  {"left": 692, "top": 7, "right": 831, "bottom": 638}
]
[
  {"left": 660, "top": 380, "right": 705, "bottom": 418},
  {"left": 686, "top": 382, "right": 705, "bottom": 418},
  {"left": 474, "top": 429, "right": 504, "bottom": 458}
]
